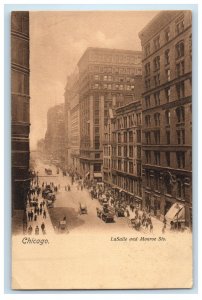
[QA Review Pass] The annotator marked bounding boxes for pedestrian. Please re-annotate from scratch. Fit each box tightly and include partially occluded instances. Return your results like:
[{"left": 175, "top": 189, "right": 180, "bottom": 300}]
[
  {"left": 37, "top": 207, "right": 40, "bottom": 215},
  {"left": 28, "top": 225, "right": 33, "bottom": 235},
  {"left": 30, "top": 210, "right": 34, "bottom": 221},
  {"left": 34, "top": 214, "right": 37, "bottom": 221},
  {"left": 43, "top": 210, "right": 46, "bottom": 219},
  {"left": 40, "top": 202, "right": 42, "bottom": 209},
  {"left": 35, "top": 225, "right": 39, "bottom": 235},
  {"left": 41, "top": 222, "right": 45, "bottom": 234},
  {"left": 42, "top": 200, "right": 45, "bottom": 207}
]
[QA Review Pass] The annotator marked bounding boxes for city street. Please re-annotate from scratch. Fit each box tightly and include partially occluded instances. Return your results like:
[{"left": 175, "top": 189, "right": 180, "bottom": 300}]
[
  {"left": 35, "top": 159, "right": 130, "bottom": 234},
  {"left": 32, "top": 158, "right": 179, "bottom": 236}
]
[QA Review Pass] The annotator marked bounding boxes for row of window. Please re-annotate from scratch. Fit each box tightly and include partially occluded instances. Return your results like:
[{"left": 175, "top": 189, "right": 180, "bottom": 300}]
[
  {"left": 144, "top": 151, "right": 186, "bottom": 168},
  {"left": 112, "top": 130, "right": 141, "bottom": 144},
  {"left": 115, "top": 113, "right": 141, "bottom": 129},
  {"left": 89, "top": 54, "right": 141, "bottom": 65},
  {"left": 111, "top": 145, "right": 141, "bottom": 158},
  {"left": 144, "top": 16, "right": 189, "bottom": 57},
  {"left": 112, "top": 159, "right": 142, "bottom": 176},
  {"left": 144, "top": 106, "right": 185, "bottom": 127},
  {"left": 145, "top": 42, "right": 185, "bottom": 77},
  {"left": 145, "top": 171, "right": 187, "bottom": 200},
  {"left": 144, "top": 83, "right": 192, "bottom": 109},
  {"left": 144, "top": 129, "right": 186, "bottom": 145},
  {"left": 112, "top": 175, "right": 142, "bottom": 196},
  {"left": 144, "top": 80, "right": 186, "bottom": 103},
  {"left": 89, "top": 65, "right": 142, "bottom": 75},
  {"left": 93, "top": 74, "right": 136, "bottom": 82},
  {"left": 92, "top": 83, "right": 135, "bottom": 91}
]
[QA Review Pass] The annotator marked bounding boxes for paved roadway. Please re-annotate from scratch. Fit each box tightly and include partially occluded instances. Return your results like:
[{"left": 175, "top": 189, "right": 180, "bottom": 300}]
[{"left": 35, "top": 159, "right": 171, "bottom": 236}]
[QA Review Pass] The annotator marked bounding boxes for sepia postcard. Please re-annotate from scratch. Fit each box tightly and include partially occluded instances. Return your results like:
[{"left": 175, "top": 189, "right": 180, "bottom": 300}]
[{"left": 11, "top": 10, "right": 193, "bottom": 290}]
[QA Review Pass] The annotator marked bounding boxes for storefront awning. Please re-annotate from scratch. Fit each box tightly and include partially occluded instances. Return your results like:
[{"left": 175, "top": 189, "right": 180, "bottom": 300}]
[{"left": 165, "top": 203, "right": 185, "bottom": 223}]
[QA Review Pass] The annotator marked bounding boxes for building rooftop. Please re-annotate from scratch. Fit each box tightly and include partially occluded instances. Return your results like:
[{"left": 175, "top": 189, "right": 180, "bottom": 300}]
[
  {"left": 138, "top": 10, "right": 184, "bottom": 45},
  {"left": 78, "top": 47, "right": 142, "bottom": 67},
  {"left": 115, "top": 99, "right": 141, "bottom": 113}
]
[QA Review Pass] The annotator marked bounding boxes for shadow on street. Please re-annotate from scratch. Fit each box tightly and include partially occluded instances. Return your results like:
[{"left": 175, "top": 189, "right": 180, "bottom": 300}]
[{"left": 48, "top": 207, "right": 85, "bottom": 232}]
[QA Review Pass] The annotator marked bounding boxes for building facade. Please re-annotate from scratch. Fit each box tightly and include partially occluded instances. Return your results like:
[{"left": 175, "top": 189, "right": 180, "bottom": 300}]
[
  {"left": 103, "top": 101, "right": 142, "bottom": 204},
  {"left": 78, "top": 47, "right": 142, "bottom": 181},
  {"left": 139, "top": 11, "right": 192, "bottom": 226},
  {"left": 11, "top": 11, "right": 30, "bottom": 210},
  {"left": 45, "top": 103, "right": 65, "bottom": 166},
  {"left": 64, "top": 72, "right": 80, "bottom": 173}
]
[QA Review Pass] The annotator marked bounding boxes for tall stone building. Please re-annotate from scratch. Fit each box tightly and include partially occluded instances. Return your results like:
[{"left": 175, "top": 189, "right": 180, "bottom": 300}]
[
  {"left": 78, "top": 47, "right": 142, "bottom": 181},
  {"left": 11, "top": 11, "right": 30, "bottom": 211},
  {"left": 103, "top": 100, "right": 142, "bottom": 204},
  {"left": 64, "top": 72, "right": 80, "bottom": 172},
  {"left": 44, "top": 103, "right": 65, "bottom": 166},
  {"left": 139, "top": 11, "right": 192, "bottom": 227}
]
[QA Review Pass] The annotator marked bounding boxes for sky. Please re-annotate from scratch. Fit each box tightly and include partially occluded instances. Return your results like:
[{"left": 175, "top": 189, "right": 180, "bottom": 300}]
[{"left": 30, "top": 10, "right": 159, "bottom": 150}]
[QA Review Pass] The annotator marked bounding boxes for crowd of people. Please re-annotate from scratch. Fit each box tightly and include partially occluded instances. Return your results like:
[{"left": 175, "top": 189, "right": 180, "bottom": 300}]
[
  {"left": 24, "top": 165, "right": 174, "bottom": 235},
  {"left": 60, "top": 170, "right": 157, "bottom": 233},
  {"left": 23, "top": 176, "right": 62, "bottom": 235}
]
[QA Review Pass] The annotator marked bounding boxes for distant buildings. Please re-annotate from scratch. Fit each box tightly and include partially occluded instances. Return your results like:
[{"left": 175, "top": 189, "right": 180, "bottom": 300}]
[
  {"left": 44, "top": 103, "right": 65, "bottom": 165},
  {"left": 11, "top": 11, "right": 30, "bottom": 210},
  {"left": 78, "top": 47, "right": 142, "bottom": 181},
  {"left": 139, "top": 11, "right": 192, "bottom": 226},
  {"left": 37, "top": 138, "right": 45, "bottom": 154},
  {"left": 64, "top": 72, "right": 80, "bottom": 173},
  {"left": 103, "top": 100, "right": 142, "bottom": 205}
]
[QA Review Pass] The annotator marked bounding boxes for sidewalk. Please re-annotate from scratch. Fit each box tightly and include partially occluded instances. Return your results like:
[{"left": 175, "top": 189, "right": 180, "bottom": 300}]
[{"left": 26, "top": 196, "right": 55, "bottom": 236}]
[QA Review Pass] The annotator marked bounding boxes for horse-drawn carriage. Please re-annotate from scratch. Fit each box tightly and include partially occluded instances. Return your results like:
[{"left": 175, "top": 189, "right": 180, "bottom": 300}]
[
  {"left": 114, "top": 206, "right": 125, "bottom": 217},
  {"left": 96, "top": 206, "right": 115, "bottom": 223},
  {"left": 58, "top": 219, "right": 69, "bottom": 233},
  {"left": 79, "top": 203, "right": 88, "bottom": 215},
  {"left": 45, "top": 168, "right": 52, "bottom": 175},
  {"left": 98, "top": 194, "right": 108, "bottom": 205},
  {"left": 128, "top": 217, "right": 141, "bottom": 231}
]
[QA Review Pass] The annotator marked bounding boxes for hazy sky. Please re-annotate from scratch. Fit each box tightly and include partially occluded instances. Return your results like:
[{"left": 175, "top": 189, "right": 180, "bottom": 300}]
[{"left": 30, "top": 10, "right": 158, "bottom": 149}]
